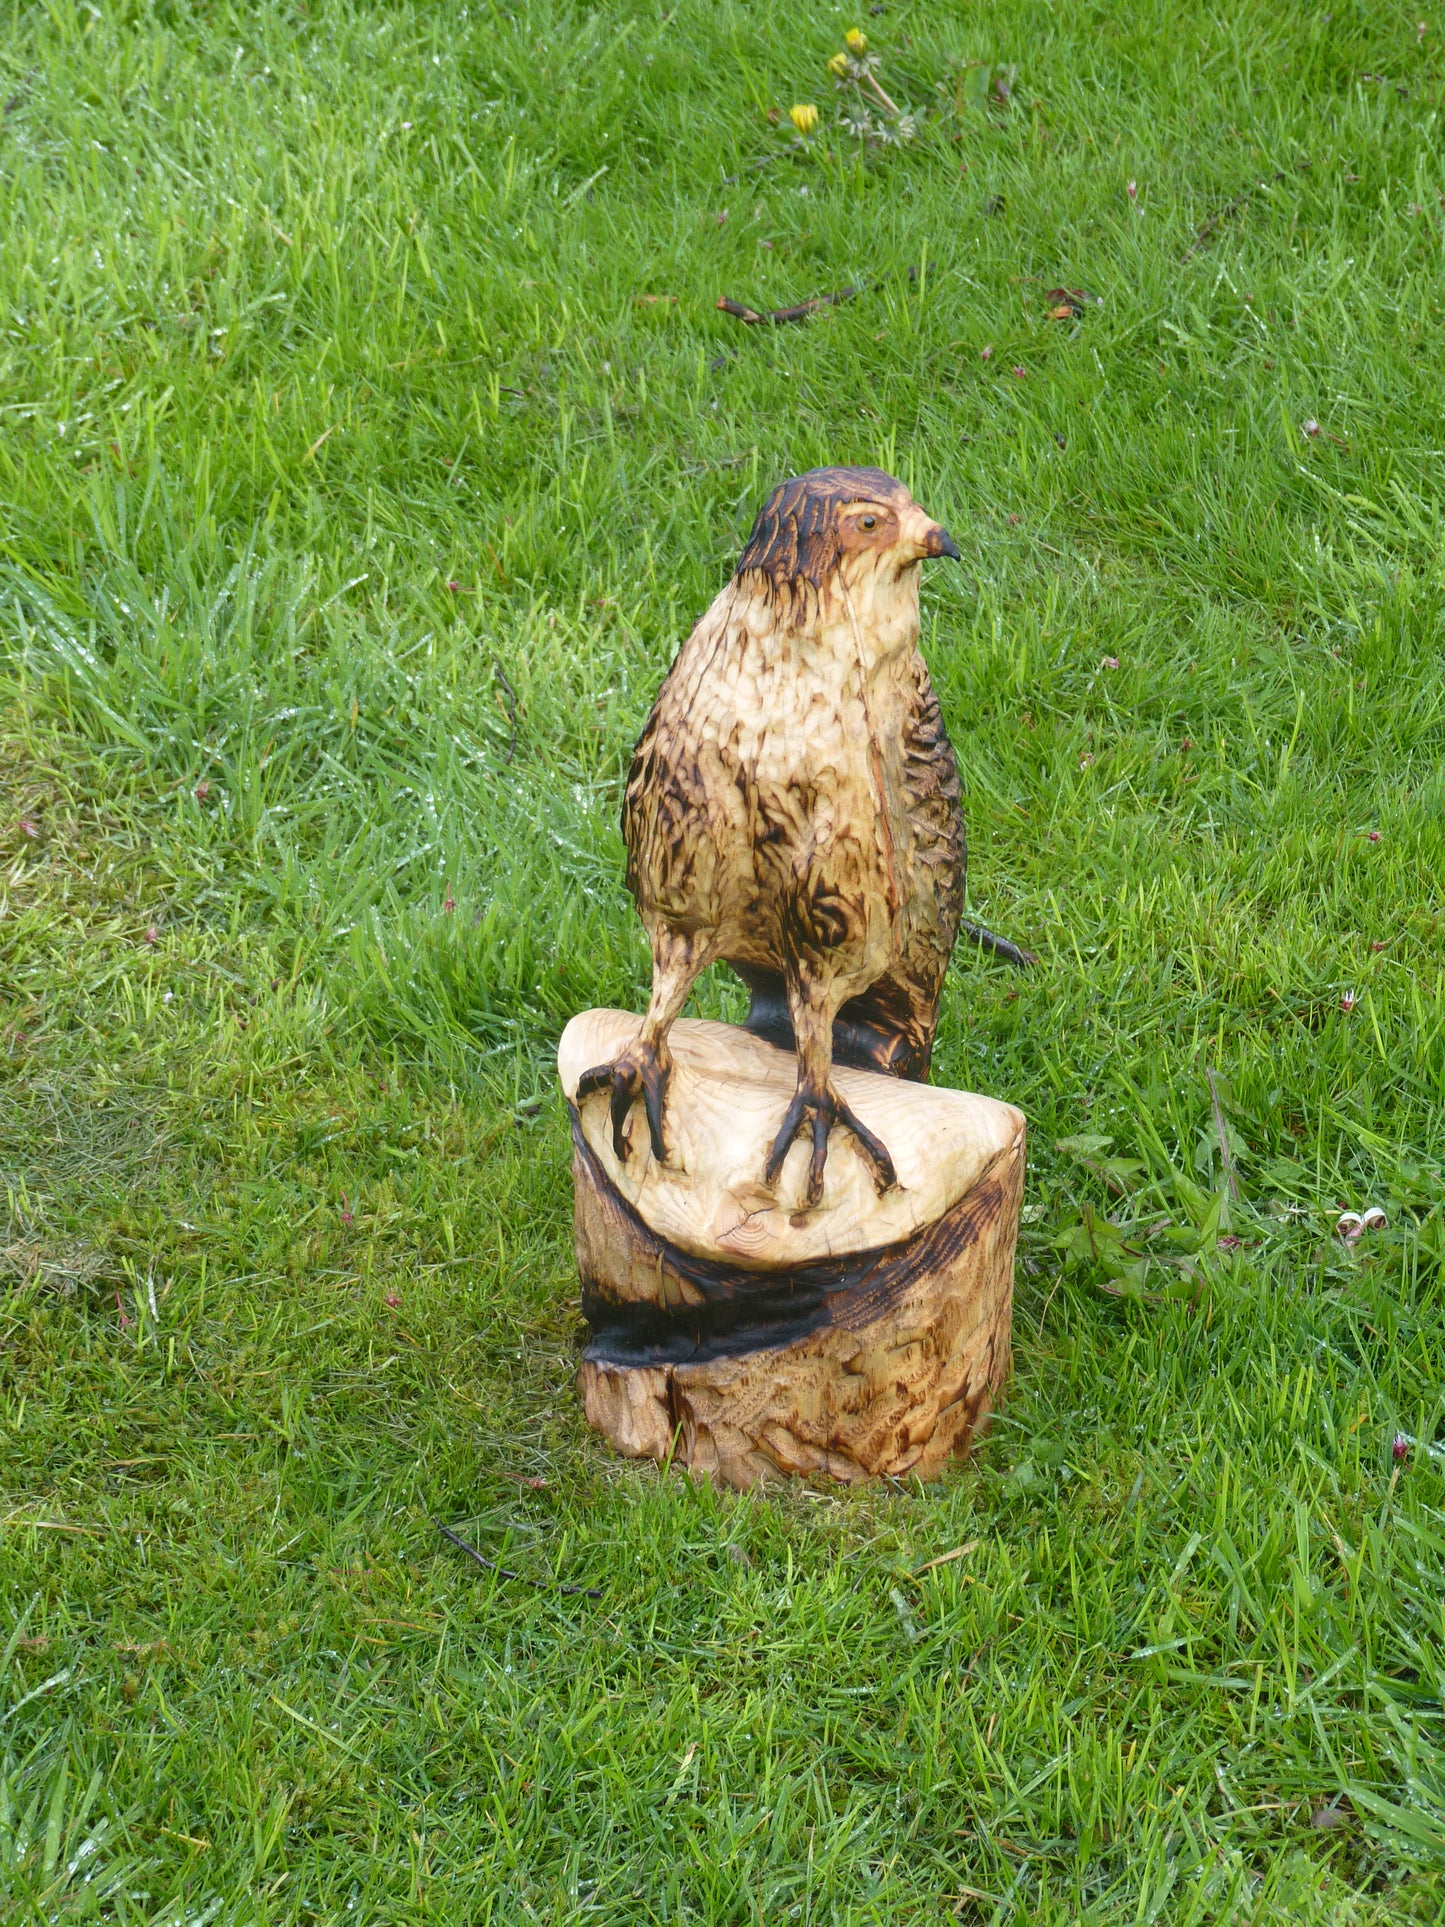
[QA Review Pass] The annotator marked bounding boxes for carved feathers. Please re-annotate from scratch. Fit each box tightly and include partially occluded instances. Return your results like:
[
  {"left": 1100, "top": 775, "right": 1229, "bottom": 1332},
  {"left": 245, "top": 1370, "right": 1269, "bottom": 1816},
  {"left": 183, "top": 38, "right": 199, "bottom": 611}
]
[{"left": 622, "top": 466, "right": 966, "bottom": 1084}]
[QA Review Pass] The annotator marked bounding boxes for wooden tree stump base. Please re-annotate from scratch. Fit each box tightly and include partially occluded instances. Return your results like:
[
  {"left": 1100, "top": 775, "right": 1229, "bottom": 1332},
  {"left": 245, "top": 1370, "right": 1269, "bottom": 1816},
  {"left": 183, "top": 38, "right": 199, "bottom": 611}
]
[{"left": 559, "top": 1010, "right": 1025, "bottom": 1490}]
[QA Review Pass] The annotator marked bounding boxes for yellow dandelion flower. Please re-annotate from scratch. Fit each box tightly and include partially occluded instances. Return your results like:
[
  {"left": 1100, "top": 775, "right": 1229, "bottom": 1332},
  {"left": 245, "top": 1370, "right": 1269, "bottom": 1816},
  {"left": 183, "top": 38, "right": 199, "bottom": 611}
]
[
  {"left": 827, "top": 51, "right": 849, "bottom": 76},
  {"left": 789, "top": 102, "right": 819, "bottom": 135},
  {"left": 845, "top": 28, "right": 868, "bottom": 53}
]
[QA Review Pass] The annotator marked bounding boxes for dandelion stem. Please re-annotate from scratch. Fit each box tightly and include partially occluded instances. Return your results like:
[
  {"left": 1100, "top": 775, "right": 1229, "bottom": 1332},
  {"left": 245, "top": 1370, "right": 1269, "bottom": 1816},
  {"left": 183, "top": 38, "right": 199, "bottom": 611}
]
[{"left": 863, "top": 73, "right": 901, "bottom": 117}]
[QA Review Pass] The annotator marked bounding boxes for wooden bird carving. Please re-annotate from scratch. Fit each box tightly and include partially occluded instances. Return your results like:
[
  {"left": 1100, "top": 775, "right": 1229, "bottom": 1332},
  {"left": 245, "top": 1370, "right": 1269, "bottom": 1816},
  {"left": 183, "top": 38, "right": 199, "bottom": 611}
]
[{"left": 578, "top": 466, "right": 968, "bottom": 1207}]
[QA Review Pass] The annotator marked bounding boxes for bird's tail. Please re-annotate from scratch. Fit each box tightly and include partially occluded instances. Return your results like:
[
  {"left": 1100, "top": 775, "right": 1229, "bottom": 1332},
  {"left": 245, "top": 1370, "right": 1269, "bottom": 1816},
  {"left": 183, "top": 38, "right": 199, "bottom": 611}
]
[{"left": 958, "top": 919, "right": 1037, "bottom": 970}]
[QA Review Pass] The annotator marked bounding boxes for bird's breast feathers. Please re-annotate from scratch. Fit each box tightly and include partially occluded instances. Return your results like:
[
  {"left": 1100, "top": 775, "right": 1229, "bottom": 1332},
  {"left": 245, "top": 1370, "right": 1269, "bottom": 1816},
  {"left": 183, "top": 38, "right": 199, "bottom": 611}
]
[
  {"left": 663, "top": 582, "right": 921, "bottom": 784},
  {"left": 625, "top": 576, "right": 956, "bottom": 958}
]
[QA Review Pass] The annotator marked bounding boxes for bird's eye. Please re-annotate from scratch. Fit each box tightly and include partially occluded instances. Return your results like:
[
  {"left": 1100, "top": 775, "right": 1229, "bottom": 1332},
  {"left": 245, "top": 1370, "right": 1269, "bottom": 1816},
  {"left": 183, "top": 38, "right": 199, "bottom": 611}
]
[{"left": 859, "top": 514, "right": 877, "bottom": 531}]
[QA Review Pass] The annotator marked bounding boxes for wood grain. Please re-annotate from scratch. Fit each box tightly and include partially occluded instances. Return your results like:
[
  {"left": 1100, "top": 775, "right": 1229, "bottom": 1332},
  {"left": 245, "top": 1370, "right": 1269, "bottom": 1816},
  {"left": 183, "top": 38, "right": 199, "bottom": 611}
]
[
  {"left": 565, "top": 466, "right": 1025, "bottom": 1485},
  {"left": 561, "top": 1010, "right": 1023, "bottom": 1270},
  {"left": 563, "top": 1012, "right": 1024, "bottom": 1489},
  {"left": 581, "top": 467, "right": 969, "bottom": 1210}
]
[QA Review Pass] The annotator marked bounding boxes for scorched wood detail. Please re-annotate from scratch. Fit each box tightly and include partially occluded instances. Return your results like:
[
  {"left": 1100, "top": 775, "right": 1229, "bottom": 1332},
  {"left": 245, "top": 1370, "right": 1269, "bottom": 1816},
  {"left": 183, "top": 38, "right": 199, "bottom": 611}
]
[
  {"left": 579, "top": 465, "right": 967, "bottom": 1208},
  {"left": 561, "top": 468, "right": 1026, "bottom": 1488}
]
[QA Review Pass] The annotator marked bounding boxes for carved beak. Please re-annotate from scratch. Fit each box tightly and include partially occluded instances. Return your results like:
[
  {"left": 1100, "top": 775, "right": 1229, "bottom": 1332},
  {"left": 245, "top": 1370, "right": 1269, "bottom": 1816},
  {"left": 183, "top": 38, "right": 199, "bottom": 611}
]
[{"left": 926, "top": 525, "right": 962, "bottom": 561}]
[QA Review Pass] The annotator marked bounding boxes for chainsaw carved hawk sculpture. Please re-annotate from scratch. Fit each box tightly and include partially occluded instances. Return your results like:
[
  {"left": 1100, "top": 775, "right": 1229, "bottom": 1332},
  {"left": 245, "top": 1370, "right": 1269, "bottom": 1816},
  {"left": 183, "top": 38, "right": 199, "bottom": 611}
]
[{"left": 579, "top": 466, "right": 969, "bottom": 1208}]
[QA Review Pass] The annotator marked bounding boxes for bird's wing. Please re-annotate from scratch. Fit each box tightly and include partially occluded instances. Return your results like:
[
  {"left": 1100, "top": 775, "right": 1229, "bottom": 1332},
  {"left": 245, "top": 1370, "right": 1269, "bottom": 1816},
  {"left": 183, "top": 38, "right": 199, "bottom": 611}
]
[
  {"left": 898, "top": 659, "right": 966, "bottom": 964},
  {"left": 834, "top": 662, "right": 966, "bottom": 1082},
  {"left": 621, "top": 587, "right": 739, "bottom": 928}
]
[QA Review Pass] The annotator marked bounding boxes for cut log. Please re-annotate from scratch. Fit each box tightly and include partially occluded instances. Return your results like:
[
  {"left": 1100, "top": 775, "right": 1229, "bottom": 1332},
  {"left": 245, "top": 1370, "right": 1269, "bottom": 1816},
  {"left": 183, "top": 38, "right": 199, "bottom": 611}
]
[{"left": 560, "top": 1010, "right": 1024, "bottom": 1489}]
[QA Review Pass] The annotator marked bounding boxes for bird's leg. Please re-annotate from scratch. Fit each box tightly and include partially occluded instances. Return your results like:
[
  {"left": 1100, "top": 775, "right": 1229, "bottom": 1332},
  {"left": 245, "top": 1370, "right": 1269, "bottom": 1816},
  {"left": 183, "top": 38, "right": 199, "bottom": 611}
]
[
  {"left": 575, "top": 930, "right": 711, "bottom": 1164},
  {"left": 762, "top": 978, "right": 898, "bottom": 1207}
]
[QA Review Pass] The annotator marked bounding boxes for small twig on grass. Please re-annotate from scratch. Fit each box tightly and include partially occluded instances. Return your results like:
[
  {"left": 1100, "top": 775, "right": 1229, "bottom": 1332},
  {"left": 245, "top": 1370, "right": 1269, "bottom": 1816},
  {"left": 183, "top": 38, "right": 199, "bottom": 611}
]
[
  {"left": 490, "top": 659, "right": 518, "bottom": 765},
  {"left": 958, "top": 918, "right": 1037, "bottom": 968},
  {"left": 912, "top": 1539, "right": 980, "bottom": 1577},
  {"left": 1205, "top": 1064, "right": 1239, "bottom": 1202},
  {"left": 1184, "top": 165, "right": 1304, "bottom": 258},
  {"left": 1185, "top": 186, "right": 1258, "bottom": 257},
  {"left": 716, "top": 285, "right": 866, "bottom": 327},
  {"left": 434, "top": 1519, "right": 602, "bottom": 1599}
]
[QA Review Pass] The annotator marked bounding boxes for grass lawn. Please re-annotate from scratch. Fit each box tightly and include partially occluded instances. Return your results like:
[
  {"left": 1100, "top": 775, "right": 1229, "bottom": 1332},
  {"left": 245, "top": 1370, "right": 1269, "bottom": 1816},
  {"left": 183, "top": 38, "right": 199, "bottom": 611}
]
[{"left": 3, "top": 0, "right": 1445, "bottom": 1918}]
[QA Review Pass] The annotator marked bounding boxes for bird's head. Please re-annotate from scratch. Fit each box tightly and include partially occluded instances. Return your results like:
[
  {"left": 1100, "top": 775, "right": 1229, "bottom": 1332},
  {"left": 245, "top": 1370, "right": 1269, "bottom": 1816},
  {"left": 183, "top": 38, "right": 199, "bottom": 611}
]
[{"left": 733, "top": 466, "right": 960, "bottom": 624}]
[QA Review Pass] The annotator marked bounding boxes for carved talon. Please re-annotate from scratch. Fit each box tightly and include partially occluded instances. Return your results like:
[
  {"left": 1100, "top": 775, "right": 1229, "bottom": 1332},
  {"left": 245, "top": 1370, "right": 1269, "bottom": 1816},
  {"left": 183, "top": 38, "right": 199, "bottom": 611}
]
[
  {"left": 576, "top": 1043, "right": 671, "bottom": 1163},
  {"left": 763, "top": 1084, "right": 898, "bottom": 1207}
]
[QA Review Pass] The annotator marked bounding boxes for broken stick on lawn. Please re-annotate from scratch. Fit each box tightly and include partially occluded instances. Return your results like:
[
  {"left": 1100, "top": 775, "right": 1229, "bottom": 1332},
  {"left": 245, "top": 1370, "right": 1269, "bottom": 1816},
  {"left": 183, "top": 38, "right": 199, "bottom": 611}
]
[
  {"left": 435, "top": 1520, "right": 602, "bottom": 1599},
  {"left": 958, "top": 919, "right": 1037, "bottom": 969},
  {"left": 716, "top": 286, "right": 865, "bottom": 326}
]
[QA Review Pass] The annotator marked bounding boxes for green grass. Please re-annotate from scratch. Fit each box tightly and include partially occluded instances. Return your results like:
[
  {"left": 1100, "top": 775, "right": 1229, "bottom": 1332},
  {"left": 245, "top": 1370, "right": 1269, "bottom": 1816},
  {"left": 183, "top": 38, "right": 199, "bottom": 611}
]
[{"left": 2, "top": 0, "right": 1445, "bottom": 1918}]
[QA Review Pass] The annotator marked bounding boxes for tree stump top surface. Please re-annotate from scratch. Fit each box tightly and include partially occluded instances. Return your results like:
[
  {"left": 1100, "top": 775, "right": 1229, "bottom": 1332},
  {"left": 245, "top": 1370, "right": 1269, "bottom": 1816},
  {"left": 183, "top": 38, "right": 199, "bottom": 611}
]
[{"left": 558, "top": 1009, "right": 1025, "bottom": 1272}]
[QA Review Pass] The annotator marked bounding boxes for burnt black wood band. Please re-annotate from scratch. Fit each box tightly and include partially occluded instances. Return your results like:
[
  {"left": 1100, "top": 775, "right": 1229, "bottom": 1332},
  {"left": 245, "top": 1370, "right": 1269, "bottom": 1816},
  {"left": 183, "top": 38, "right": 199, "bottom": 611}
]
[{"left": 571, "top": 1106, "right": 1008, "bottom": 1368}]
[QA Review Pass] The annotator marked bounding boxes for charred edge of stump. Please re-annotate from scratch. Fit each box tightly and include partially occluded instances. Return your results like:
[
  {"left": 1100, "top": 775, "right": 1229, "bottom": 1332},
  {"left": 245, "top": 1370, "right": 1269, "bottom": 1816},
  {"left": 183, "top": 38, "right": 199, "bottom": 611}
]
[
  {"left": 570, "top": 1102, "right": 1022, "bottom": 1486},
  {"left": 570, "top": 1104, "right": 1016, "bottom": 1368}
]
